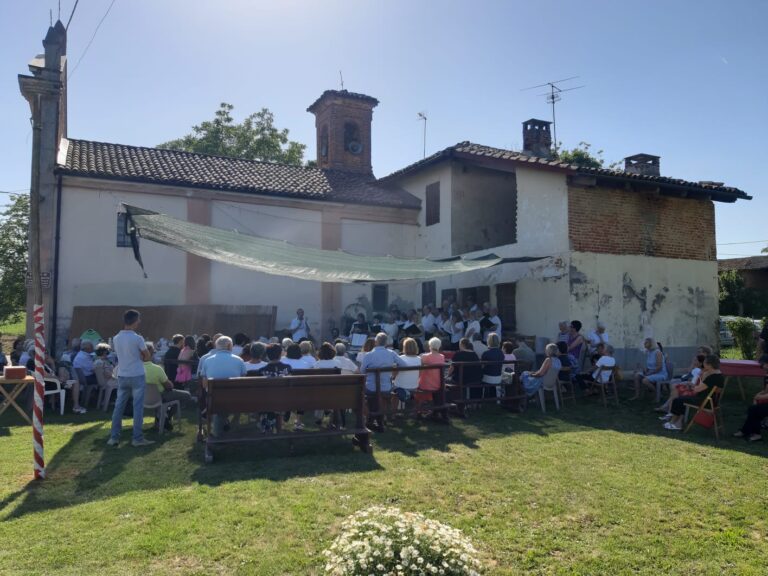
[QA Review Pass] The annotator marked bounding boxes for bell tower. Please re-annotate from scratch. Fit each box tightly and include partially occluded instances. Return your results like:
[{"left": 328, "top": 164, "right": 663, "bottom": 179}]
[{"left": 307, "top": 90, "right": 379, "bottom": 175}]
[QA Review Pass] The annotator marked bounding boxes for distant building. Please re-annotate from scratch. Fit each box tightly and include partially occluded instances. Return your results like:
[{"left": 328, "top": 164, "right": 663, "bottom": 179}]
[{"left": 19, "top": 22, "right": 751, "bottom": 366}]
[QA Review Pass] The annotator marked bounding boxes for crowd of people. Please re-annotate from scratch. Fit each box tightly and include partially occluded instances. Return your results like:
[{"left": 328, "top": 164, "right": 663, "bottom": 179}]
[{"left": 4, "top": 302, "right": 767, "bottom": 446}]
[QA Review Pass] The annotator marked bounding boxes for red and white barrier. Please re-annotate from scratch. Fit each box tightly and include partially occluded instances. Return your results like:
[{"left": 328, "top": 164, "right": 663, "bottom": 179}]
[{"left": 32, "top": 304, "right": 46, "bottom": 479}]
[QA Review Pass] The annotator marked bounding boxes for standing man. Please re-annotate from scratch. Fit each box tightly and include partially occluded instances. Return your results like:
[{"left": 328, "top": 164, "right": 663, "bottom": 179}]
[
  {"left": 421, "top": 305, "right": 436, "bottom": 340},
  {"left": 108, "top": 309, "right": 153, "bottom": 447},
  {"left": 289, "top": 308, "right": 310, "bottom": 342}
]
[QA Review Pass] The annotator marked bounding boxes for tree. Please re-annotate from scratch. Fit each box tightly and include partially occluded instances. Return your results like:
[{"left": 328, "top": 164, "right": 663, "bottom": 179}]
[
  {"left": 553, "top": 141, "right": 620, "bottom": 170},
  {"left": 158, "top": 103, "right": 306, "bottom": 165},
  {"left": 0, "top": 194, "right": 29, "bottom": 324}
]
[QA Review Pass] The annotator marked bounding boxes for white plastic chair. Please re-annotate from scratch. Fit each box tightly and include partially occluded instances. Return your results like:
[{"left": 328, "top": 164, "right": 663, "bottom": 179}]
[
  {"left": 143, "top": 384, "right": 181, "bottom": 435},
  {"left": 43, "top": 377, "right": 66, "bottom": 415}
]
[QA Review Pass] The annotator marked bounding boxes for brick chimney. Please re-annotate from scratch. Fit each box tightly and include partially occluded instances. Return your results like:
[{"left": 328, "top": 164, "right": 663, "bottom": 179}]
[
  {"left": 522, "top": 119, "right": 552, "bottom": 158},
  {"left": 624, "top": 153, "right": 660, "bottom": 177},
  {"left": 307, "top": 90, "right": 379, "bottom": 174}
]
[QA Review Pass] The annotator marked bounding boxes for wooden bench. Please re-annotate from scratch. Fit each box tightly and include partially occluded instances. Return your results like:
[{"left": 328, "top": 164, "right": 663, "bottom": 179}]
[{"left": 201, "top": 374, "right": 371, "bottom": 463}]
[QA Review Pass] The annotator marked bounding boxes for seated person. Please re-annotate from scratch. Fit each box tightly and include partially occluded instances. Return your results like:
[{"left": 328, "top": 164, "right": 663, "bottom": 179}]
[
  {"left": 501, "top": 341, "right": 517, "bottom": 373},
  {"left": 418, "top": 337, "right": 447, "bottom": 418},
  {"left": 586, "top": 322, "right": 609, "bottom": 352},
  {"left": 664, "top": 355, "right": 723, "bottom": 431},
  {"left": 143, "top": 342, "right": 196, "bottom": 431},
  {"left": 556, "top": 341, "right": 577, "bottom": 384},
  {"left": 200, "top": 336, "right": 247, "bottom": 436},
  {"left": 283, "top": 343, "right": 308, "bottom": 370},
  {"left": 299, "top": 340, "right": 317, "bottom": 368},
  {"left": 245, "top": 342, "right": 268, "bottom": 373},
  {"left": 657, "top": 353, "right": 705, "bottom": 416},
  {"left": 393, "top": 338, "right": 422, "bottom": 402},
  {"left": 511, "top": 338, "right": 536, "bottom": 369},
  {"left": 448, "top": 338, "right": 482, "bottom": 400},
  {"left": 576, "top": 345, "right": 616, "bottom": 394},
  {"left": 631, "top": 337, "right": 668, "bottom": 401},
  {"left": 481, "top": 333, "right": 505, "bottom": 400},
  {"left": 360, "top": 332, "right": 409, "bottom": 431},
  {"left": 521, "top": 343, "right": 561, "bottom": 396},
  {"left": 678, "top": 346, "right": 713, "bottom": 382},
  {"left": 472, "top": 333, "right": 488, "bottom": 357},
  {"left": 333, "top": 343, "right": 359, "bottom": 374},
  {"left": 257, "top": 343, "right": 293, "bottom": 432},
  {"left": 734, "top": 355, "right": 768, "bottom": 442},
  {"left": 73, "top": 340, "right": 98, "bottom": 387}
]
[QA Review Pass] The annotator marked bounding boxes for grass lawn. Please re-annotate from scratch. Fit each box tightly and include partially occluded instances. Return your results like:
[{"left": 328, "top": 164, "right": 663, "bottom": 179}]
[
  {"left": 1, "top": 380, "right": 767, "bottom": 575},
  {"left": 0, "top": 313, "right": 26, "bottom": 352}
]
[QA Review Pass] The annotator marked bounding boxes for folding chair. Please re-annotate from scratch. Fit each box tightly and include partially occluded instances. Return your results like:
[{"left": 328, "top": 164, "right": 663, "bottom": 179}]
[
  {"left": 74, "top": 367, "right": 98, "bottom": 409},
  {"left": 683, "top": 385, "right": 723, "bottom": 440},
  {"left": 144, "top": 384, "right": 181, "bottom": 435},
  {"left": 593, "top": 366, "right": 619, "bottom": 407},
  {"left": 557, "top": 365, "right": 577, "bottom": 405}
]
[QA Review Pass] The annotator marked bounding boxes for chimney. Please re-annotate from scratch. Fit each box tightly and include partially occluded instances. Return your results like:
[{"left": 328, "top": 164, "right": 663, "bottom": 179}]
[
  {"left": 624, "top": 153, "right": 660, "bottom": 177},
  {"left": 522, "top": 118, "right": 552, "bottom": 158},
  {"left": 307, "top": 90, "right": 379, "bottom": 175}
]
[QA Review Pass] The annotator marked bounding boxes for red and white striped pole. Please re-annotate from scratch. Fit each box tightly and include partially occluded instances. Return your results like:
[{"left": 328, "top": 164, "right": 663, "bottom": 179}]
[{"left": 32, "top": 304, "right": 46, "bottom": 479}]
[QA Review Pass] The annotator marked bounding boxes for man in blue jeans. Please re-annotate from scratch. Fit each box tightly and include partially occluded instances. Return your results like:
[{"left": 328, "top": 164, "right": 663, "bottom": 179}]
[{"left": 108, "top": 309, "right": 153, "bottom": 447}]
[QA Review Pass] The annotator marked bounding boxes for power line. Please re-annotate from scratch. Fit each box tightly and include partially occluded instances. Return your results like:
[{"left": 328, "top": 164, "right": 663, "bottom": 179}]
[
  {"left": 66, "top": 0, "right": 80, "bottom": 30},
  {"left": 0, "top": 189, "right": 30, "bottom": 195},
  {"left": 716, "top": 239, "right": 768, "bottom": 246},
  {"left": 68, "top": 0, "right": 118, "bottom": 80}
]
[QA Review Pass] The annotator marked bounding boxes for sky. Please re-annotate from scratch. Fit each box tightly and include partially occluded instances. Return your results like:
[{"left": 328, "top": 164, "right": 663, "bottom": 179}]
[{"left": 1, "top": 0, "right": 766, "bottom": 256}]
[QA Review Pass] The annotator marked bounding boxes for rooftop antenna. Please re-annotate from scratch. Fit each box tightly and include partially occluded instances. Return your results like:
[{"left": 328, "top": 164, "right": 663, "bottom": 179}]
[
  {"left": 521, "top": 76, "right": 585, "bottom": 152},
  {"left": 339, "top": 70, "right": 344, "bottom": 91},
  {"left": 417, "top": 111, "right": 427, "bottom": 158}
]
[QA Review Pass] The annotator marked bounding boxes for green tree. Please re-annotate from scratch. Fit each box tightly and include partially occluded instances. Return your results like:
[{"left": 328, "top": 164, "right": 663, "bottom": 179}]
[
  {"left": 553, "top": 141, "right": 620, "bottom": 169},
  {"left": 158, "top": 103, "right": 306, "bottom": 165},
  {"left": 0, "top": 194, "right": 29, "bottom": 324}
]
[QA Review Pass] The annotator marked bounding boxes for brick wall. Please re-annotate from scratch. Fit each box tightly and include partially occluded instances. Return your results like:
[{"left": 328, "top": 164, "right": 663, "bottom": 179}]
[
  {"left": 568, "top": 186, "right": 716, "bottom": 261},
  {"left": 313, "top": 99, "right": 374, "bottom": 174}
]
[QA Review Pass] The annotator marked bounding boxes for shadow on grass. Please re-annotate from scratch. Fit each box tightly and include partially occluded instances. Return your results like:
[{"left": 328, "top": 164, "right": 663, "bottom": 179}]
[{"left": 2, "top": 380, "right": 764, "bottom": 521}]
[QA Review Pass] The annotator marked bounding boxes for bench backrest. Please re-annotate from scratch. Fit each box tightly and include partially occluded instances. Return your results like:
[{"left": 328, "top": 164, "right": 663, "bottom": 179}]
[{"left": 206, "top": 374, "right": 365, "bottom": 414}]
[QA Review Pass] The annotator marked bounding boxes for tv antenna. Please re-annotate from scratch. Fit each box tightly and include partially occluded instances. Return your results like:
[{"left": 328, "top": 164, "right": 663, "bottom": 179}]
[
  {"left": 339, "top": 70, "right": 344, "bottom": 91},
  {"left": 521, "top": 76, "right": 585, "bottom": 152},
  {"left": 417, "top": 111, "right": 427, "bottom": 158}
]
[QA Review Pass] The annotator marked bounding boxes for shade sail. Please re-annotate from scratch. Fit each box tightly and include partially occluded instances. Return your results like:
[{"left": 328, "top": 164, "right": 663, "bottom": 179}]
[{"left": 124, "top": 204, "right": 548, "bottom": 284}]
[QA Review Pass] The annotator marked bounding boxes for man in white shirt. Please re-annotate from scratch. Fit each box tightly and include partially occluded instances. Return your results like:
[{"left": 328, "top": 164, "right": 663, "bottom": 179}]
[
  {"left": 592, "top": 344, "right": 617, "bottom": 384},
  {"left": 333, "top": 343, "right": 359, "bottom": 373},
  {"left": 482, "top": 307, "right": 502, "bottom": 342},
  {"left": 289, "top": 308, "right": 310, "bottom": 341},
  {"left": 108, "top": 309, "right": 153, "bottom": 447},
  {"left": 421, "top": 305, "right": 436, "bottom": 338},
  {"left": 587, "top": 322, "right": 610, "bottom": 352},
  {"left": 464, "top": 310, "right": 482, "bottom": 340}
]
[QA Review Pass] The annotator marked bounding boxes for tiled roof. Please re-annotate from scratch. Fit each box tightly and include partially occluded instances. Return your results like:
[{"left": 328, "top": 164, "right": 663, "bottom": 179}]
[
  {"left": 307, "top": 90, "right": 379, "bottom": 113},
  {"left": 718, "top": 255, "right": 768, "bottom": 272},
  {"left": 58, "top": 139, "right": 420, "bottom": 210},
  {"left": 381, "top": 142, "right": 751, "bottom": 202}
]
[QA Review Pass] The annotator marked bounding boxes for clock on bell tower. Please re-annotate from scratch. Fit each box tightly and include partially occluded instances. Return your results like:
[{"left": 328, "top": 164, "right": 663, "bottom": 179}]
[{"left": 307, "top": 89, "right": 379, "bottom": 175}]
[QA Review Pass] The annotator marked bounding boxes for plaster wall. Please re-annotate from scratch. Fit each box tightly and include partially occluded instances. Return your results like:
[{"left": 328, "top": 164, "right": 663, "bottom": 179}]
[
  {"left": 209, "top": 202, "right": 323, "bottom": 335},
  {"left": 339, "top": 218, "right": 420, "bottom": 326},
  {"left": 394, "top": 163, "right": 453, "bottom": 258},
  {"left": 568, "top": 252, "right": 718, "bottom": 368},
  {"left": 57, "top": 186, "right": 188, "bottom": 346}
]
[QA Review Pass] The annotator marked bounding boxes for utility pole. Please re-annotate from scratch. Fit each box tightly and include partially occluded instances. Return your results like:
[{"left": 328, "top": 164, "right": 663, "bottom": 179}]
[{"left": 417, "top": 112, "right": 427, "bottom": 158}]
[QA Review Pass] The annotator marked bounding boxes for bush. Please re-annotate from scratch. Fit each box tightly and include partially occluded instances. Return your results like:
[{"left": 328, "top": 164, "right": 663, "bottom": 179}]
[
  {"left": 323, "top": 506, "right": 483, "bottom": 576},
  {"left": 726, "top": 317, "right": 757, "bottom": 360}
]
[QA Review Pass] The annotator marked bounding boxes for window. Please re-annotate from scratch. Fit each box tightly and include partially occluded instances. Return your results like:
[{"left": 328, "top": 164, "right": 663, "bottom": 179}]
[
  {"left": 495, "top": 283, "right": 517, "bottom": 333},
  {"left": 372, "top": 284, "right": 389, "bottom": 312},
  {"left": 116, "top": 213, "right": 131, "bottom": 247},
  {"left": 421, "top": 281, "right": 436, "bottom": 308},
  {"left": 441, "top": 288, "right": 457, "bottom": 307},
  {"left": 426, "top": 182, "right": 440, "bottom": 226}
]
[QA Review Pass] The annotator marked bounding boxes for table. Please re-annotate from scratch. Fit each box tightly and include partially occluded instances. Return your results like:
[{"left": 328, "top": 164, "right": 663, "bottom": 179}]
[
  {"left": 0, "top": 376, "right": 35, "bottom": 425},
  {"left": 720, "top": 360, "right": 764, "bottom": 401}
]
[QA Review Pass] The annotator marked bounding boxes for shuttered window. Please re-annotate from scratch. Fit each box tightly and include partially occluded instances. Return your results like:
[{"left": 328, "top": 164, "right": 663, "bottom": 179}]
[
  {"left": 421, "top": 281, "right": 436, "bottom": 308},
  {"left": 425, "top": 182, "right": 440, "bottom": 226},
  {"left": 116, "top": 213, "right": 131, "bottom": 247}
]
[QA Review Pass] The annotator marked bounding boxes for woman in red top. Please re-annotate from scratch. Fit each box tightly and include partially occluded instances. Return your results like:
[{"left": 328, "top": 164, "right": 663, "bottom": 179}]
[{"left": 417, "top": 337, "right": 447, "bottom": 419}]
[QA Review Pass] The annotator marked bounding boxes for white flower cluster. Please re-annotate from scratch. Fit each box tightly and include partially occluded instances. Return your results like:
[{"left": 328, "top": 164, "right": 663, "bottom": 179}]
[{"left": 323, "top": 505, "right": 483, "bottom": 576}]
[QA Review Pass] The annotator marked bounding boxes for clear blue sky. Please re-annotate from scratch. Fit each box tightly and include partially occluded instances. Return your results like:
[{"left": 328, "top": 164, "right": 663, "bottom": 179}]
[{"left": 1, "top": 0, "right": 766, "bottom": 256}]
